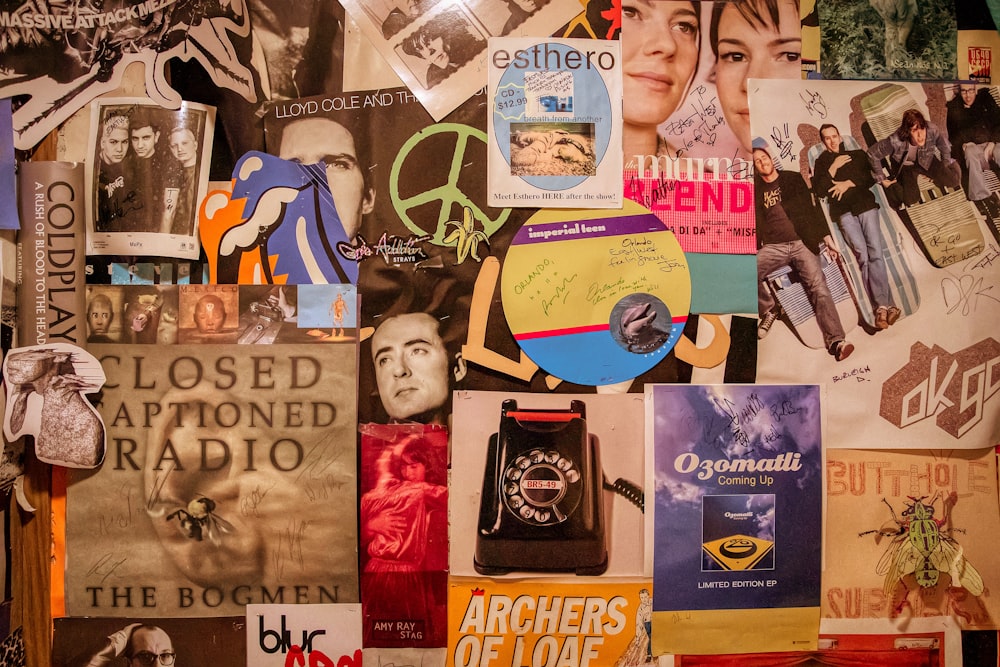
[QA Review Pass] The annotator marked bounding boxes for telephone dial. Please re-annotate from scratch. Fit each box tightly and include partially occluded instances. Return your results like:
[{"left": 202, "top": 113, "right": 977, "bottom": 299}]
[{"left": 474, "top": 399, "right": 643, "bottom": 576}]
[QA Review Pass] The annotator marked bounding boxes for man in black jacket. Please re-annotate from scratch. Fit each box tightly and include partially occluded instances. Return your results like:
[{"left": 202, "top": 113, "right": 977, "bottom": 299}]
[
  {"left": 813, "top": 124, "right": 900, "bottom": 331},
  {"left": 754, "top": 144, "right": 853, "bottom": 361},
  {"left": 946, "top": 83, "right": 1000, "bottom": 214}
]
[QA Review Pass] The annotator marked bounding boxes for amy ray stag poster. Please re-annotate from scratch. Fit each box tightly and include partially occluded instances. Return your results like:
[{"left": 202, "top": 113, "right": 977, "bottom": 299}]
[
  {"left": 649, "top": 384, "right": 822, "bottom": 655},
  {"left": 65, "top": 343, "right": 359, "bottom": 616}
]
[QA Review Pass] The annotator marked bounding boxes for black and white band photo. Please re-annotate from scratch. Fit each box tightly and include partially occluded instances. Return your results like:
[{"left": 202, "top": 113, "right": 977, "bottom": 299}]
[{"left": 85, "top": 98, "right": 216, "bottom": 260}]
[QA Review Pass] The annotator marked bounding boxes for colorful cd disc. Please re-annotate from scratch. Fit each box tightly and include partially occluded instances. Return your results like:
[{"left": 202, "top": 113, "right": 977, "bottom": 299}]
[{"left": 501, "top": 201, "right": 691, "bottom": 386}]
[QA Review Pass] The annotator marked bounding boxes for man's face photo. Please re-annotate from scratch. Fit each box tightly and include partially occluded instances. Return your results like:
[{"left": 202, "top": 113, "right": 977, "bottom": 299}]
[
  {"left": 820, "top": 126, "right": 841, "bottom": 153},
  {"left": 372, "top": 312, "right": 452, "bottom": 422},
  {"left": 960, "top": 84, "right": 978, "bottom": 108},
  {"left": 132, "top": 125, "right": 160, "bottom": 159},
  {"left": 752, "top": 147, "right": 775, "bottom": 178},
  {"left": 128, "top": 626, "right": 175, "bottom": 667},
  {"left": 279, "top": 117, "right": 375, "bottom": 243},
  {"left": 170, "top": 129, "right": 198, "bottom": 168},
  {"left": 100, "top": 117, "right": 130, "bottom": 165},
  {"left": 714, "top": 0, "right": 801, "bottom": 154},
  {"left": 87, "top": 296, "right": 113, "bottom": 335}
]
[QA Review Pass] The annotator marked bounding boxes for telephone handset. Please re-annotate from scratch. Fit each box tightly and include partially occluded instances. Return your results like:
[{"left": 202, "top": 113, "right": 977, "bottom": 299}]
[{"left": 474, "top": 399, "right": 642, "bottom": 576}]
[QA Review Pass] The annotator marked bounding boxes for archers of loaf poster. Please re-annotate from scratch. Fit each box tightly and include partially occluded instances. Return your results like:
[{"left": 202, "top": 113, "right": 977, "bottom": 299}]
[{"left": 448, "top": 581, "right": 654, "bottom": 667}]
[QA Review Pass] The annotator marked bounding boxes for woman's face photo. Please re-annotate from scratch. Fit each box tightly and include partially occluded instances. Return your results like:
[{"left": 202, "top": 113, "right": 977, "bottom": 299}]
[
  {"left": 714, "top": 0, "right": 801, "bottom": 153},
  {"left": 402, "top": 455, "right": 427, "bottom": 482},
  {"left": 622, "top": 1, "right": 699, "bottom": 129},
  {"left": 419, "top": 36, "right": 450, "bottom": 69}
]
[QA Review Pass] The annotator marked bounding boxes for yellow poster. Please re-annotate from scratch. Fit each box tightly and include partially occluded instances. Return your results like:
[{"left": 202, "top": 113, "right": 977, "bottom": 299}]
[{"left": 448, "top": 578, "right": 652, "bottom": 667}]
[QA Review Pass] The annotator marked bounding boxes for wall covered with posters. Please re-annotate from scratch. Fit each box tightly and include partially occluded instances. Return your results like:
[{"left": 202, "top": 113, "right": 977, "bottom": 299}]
[{"left": 1, "top": 0, "right": 1000, "bottom": 666}]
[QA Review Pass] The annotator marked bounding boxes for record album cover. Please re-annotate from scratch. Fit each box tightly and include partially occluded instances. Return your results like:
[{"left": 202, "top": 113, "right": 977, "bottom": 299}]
[
  {"left": 649, "top": 384, "right": 823, "bottom": 655},
  {"left": 64, "top": 341, "right": 359, "bottom": 616}
]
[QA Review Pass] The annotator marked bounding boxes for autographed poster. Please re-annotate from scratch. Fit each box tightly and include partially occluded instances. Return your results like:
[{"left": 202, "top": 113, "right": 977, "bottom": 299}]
[
  {"left": 85, "top": 99, "right": 215, "bottom": 260},
  {"left": 0, "top": 0, "right": 260, "bottom": 150},
  {"left": 65, "top": 340, "right": 359, "bottom": 617},
  {"left": 750, "top": 79, "right": 1000, "bottom": 450},
  {"left": 649, "top": 384, "right": 822, "bottom": 655},
  {"left": 824, "top": 448, "right": 1000, "bottom": 629}
]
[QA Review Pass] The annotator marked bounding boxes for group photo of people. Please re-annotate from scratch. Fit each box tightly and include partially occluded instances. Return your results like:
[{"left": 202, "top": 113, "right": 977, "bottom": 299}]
[
  {"left": 88, "top": 100, "right": 212, "bottom": 245},
  {"left": 623, "top": 0, "right": 804, "bottom": 168},
  {"left": 747, "top": 76, "right": 997, "bottom": 402}
]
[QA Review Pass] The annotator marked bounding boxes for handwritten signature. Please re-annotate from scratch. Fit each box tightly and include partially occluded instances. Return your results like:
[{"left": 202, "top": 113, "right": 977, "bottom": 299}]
[
  {"left": 272, "top": 518, "right": 310, "bottom": 579},
  {"left": 770, "top": 123, "right": 795, "bottom": 163},
  {"left": 540, "top": 274, "right": 577, "bottom": 316},
  {"left": 87, "top": 552, "right": 128, "bottom": 583},
  {"left": 832, "top": 365, "right": 872, "bottom": 383},
  {"left": 942, "top": 272, "right": 1000, "bottom": 315},
  {"left": 662, "top": 86, "right": 724, "bottom": 154},
  {"left": 971, "top": 243, "right": 999, "bottom": 271},
  {"left": 99, "top": 482, "right": 135, "bottom": 534},
  {"left": 799, "top": 89, "right": 828, "bottom": 118},
  {"left": 716, "top": 394, "right": 766, "bottom": 451},
  {"left": 240, "top": 482, "right": 277, "bottom": 518}
]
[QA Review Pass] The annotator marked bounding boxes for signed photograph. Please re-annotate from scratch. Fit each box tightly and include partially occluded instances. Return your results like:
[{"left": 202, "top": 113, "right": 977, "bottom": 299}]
[
  {"left": 750, "top": 78, "right": 1000, "bottom": 451},
  {"left": 85, "top": 98, "right": 215, "bottom": 260}
]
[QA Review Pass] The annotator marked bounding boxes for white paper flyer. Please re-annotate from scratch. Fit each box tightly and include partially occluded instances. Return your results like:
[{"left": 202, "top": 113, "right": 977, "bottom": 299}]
[
  {"left": 488, "top": 37, "right": 623, "bottom": 208},
  {"left": 247, "top": 604, "right": 362, "bottom": 667}
]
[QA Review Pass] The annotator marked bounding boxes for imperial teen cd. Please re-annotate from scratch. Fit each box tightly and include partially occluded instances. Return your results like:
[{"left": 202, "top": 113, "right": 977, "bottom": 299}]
[{"left": 500, "top": 201, "right": 691, "bottom": 386}]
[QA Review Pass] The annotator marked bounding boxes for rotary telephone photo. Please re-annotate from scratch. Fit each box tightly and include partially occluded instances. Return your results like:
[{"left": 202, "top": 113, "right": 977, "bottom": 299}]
[{"left": 474, "top": 399, "right": 643, "bottom": 576}]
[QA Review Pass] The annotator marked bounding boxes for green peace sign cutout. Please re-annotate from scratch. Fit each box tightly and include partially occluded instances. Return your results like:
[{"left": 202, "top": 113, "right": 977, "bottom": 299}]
[{"left": 390, "top": 123, "right": 511, "bottom": 246}]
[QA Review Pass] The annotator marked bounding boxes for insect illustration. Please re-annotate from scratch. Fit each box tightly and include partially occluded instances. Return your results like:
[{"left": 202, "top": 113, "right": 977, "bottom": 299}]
[
  {"left": 443, "top": 206, "right": 490, "bottom": 264},
  {"left": 859, "top": 494, "right": 984, "bottom": 604},
  {"left": 166, "top": 497, "right": 234, "bottom": 543}
]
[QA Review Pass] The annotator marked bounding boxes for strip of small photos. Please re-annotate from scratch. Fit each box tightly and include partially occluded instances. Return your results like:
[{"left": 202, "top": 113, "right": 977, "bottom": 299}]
[{"left": 84, "top": 284, "right": 358, "bottom": 345}]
